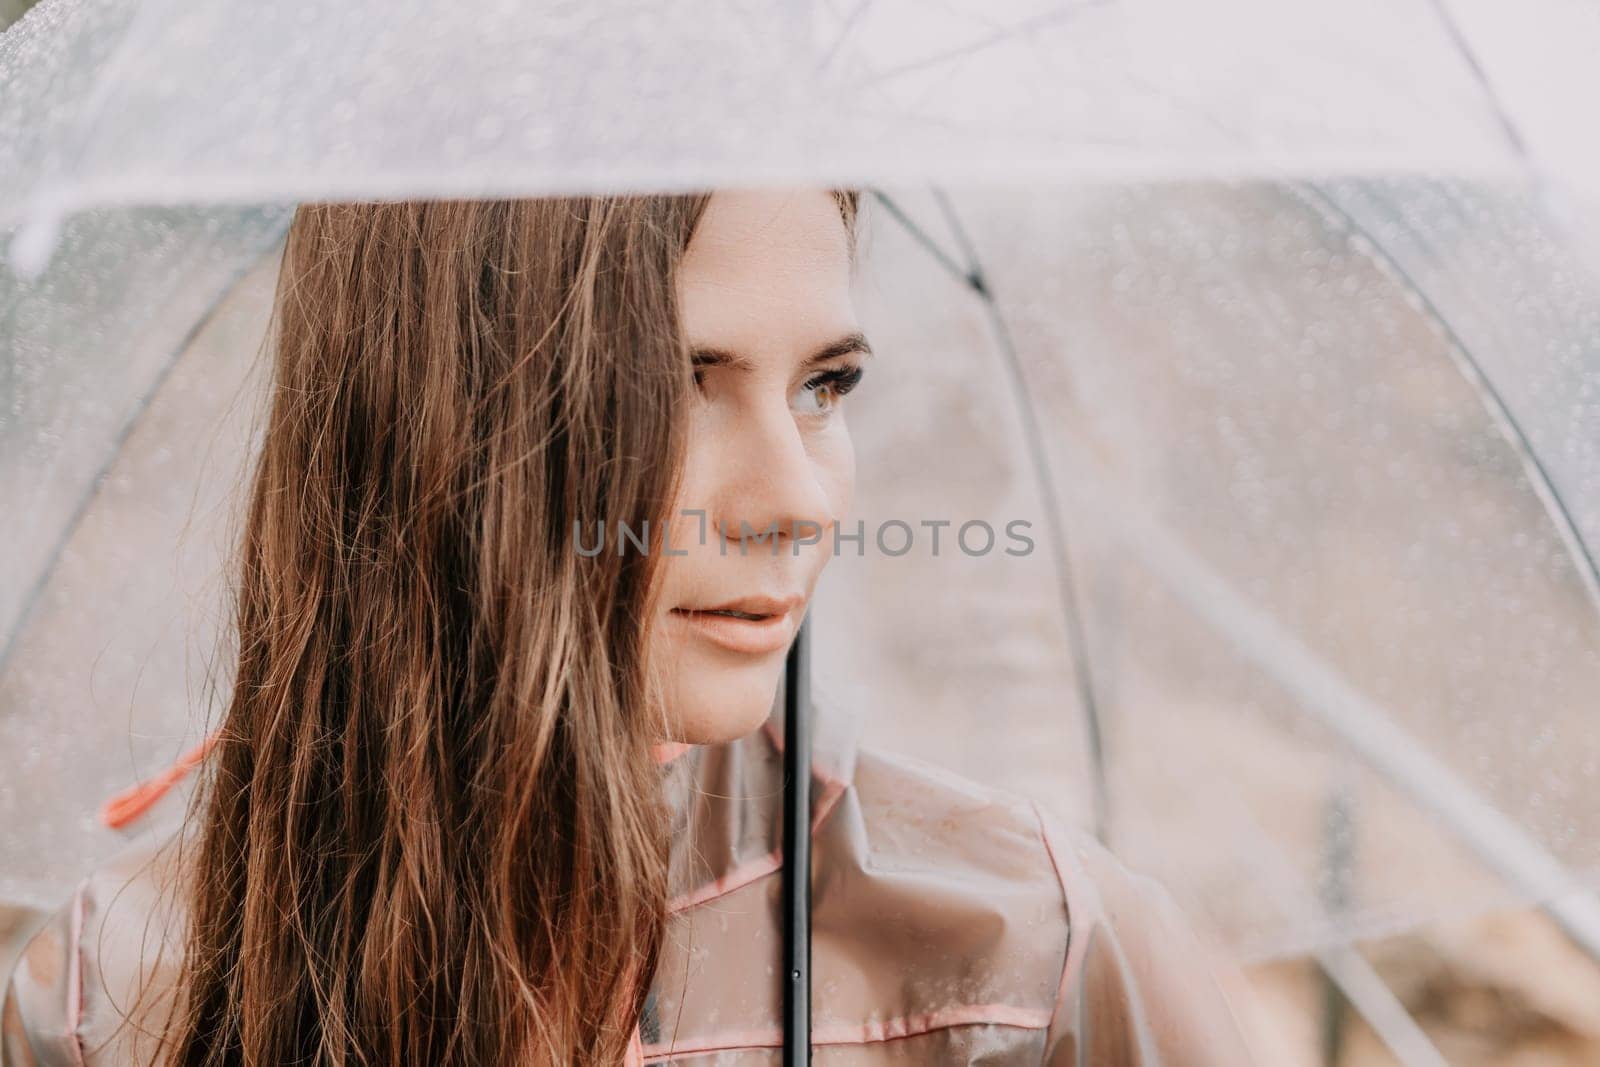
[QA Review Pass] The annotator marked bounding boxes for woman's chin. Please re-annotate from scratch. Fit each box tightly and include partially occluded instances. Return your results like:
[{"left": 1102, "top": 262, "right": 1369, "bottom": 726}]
[{"left": 665, "top": 665, "right": 784, "bottom": 746}]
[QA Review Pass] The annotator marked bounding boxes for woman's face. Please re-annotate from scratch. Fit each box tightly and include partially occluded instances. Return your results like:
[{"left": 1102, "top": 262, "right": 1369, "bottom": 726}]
[{"left": 651, "top": 189, "right": 867, "bottom": 745}]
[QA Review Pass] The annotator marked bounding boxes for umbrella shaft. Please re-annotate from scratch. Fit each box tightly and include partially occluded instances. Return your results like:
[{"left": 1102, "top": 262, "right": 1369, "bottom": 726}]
[{"left": 782, "top": 619, "right": 812, "bottom": 1064}]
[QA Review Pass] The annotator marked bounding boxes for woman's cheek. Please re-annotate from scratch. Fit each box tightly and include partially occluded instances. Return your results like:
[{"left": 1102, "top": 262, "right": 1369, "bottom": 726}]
[{"left": 823, "top": 423, "right": 857, "bottom": 517}]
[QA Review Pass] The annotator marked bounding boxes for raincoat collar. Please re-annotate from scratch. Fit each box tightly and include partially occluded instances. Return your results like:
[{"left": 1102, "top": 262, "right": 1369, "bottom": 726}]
[{"left": 659, "top": 692, "right": 859, "bottom": 913}]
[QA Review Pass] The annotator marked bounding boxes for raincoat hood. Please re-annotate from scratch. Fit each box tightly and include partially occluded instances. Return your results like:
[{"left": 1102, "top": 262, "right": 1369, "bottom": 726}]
[{"left": 3, "top": 695, "right": 1254, "bottom": 1064}]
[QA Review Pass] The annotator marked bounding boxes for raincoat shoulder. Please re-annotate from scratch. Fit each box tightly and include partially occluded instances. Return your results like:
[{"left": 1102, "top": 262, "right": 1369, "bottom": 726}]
[
  {"left": 1024, "top": 806, "right": 1257, "bottom": 1065},
  {"left": 2, "top": 722, "right": 1255, "bottom": 1066},
  {"left": 646, "top": 720, "right": 1254, "bottom": 1064},
  {"left": 2, "top": 832, "right": 187, "bottom": 1067},
  {"left": 842, "top": 747, "right": 1254, "bottom": 1065}
]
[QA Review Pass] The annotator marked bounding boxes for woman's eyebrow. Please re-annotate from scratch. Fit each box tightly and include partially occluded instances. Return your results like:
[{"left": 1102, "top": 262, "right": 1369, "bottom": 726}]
[
  {"left": 690, "top": 332, "right": 873, "bottom": 371},
  {"left": 802, "top": 332, "right": 873, "bottom": 369}
]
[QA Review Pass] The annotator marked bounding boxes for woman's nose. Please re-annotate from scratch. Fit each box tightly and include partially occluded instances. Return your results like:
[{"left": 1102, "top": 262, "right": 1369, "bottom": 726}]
[{"left": 713, "top": 409, "right": 837, "bottom": 552}]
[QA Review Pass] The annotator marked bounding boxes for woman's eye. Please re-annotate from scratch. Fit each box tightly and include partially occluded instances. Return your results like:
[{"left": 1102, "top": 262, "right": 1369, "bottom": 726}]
[{"left": 792, "top": 364, "right": 864, "bottom": 416}]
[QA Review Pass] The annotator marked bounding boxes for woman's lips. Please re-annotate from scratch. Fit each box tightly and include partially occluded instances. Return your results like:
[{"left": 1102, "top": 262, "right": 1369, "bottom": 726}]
[{"left": 669, "top": 597, "right": 801, "bottom": 655}]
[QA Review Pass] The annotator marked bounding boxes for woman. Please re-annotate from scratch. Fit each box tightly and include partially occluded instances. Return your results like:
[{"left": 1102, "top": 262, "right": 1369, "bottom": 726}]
[{"left": 2, "top": 189, "right": 1254, "bottom": 1064}]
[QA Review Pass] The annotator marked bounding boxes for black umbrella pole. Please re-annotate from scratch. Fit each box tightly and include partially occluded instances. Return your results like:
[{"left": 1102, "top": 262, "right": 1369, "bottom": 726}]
[{"left": 782, "top": 617, "right": 812, "bottom": 1065}]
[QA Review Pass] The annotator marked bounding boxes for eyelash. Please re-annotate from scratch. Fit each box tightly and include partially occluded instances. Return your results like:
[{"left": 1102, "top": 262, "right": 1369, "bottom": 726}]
[
  {"left": 802, "top": 363, "right": 865, "bottom": 398},
  {"left": 690, "top": 364, "right": 867, "bottom": 397}
]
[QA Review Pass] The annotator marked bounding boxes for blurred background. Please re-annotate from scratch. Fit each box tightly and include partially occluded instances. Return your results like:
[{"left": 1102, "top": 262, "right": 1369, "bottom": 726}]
[{"left": 820, "top": 183, "right": 1600, "bottom": 1066}]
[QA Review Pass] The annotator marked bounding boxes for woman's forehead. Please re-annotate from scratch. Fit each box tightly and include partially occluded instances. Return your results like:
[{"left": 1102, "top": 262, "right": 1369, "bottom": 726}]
[
  {"left": 677, "top": 189, "right": 857, "bottom": 353},
  {"left": 680, "top": 189, "right": 851, "bottom": 282}
]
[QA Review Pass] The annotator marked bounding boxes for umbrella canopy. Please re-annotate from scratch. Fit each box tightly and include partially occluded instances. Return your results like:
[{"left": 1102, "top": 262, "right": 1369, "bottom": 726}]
[
  {"left": 6, "top": 0, "right": 1600, "bottom": 240},
  {"left": 5, "top": 0, "right": 1600, "bottom": 974},
  {"left": 824, "top": 179, "right": 1600, "bottom": 963}
]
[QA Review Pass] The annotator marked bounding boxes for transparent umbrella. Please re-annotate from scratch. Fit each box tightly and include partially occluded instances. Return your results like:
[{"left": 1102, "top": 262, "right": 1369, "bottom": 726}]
[{"left": 5, "top": 0, "right": 1600, "bottom": 1060}]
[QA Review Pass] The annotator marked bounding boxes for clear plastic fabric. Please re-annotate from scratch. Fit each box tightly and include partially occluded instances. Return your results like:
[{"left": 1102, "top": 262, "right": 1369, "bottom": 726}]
[{"left": 4, "top": 0, "right": 1600, "bottom": 963}]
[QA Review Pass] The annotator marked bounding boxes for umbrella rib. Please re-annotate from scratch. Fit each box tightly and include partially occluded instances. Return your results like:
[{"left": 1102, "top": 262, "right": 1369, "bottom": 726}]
[
  {"left": 843, "top": 1, "right": 1110, "bottom": 94},
  {"left": 1297, "top": 181, "right": 1600, "bottom": 625},
  {"left": 1096, "top": 470, "right": 1600, "bottom": 962},
  {"left": 929, "top": 188, "right": 984, "bottom": 284},
  {"left": 869, "top": 188, "right": 1111, "bottom": 842},
  {"left": 865, "top": 190, "right": 973, "bottom": 289},
  {"left": 813, "top": 0, "right": 876, "bottom": 77},
  {"left": 1422, "top": 0, "right": 1530, "bottom": 163},
  {"left": 1217, "top": 789, "right": 1453, "bottom": 1067}
]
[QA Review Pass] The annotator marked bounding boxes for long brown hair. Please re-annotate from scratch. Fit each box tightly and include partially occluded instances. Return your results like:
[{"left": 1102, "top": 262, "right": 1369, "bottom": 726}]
[
  {"left": 134, "top": 191, "right": 860, "bottom": 1066},
  {"left": 149, "top": 194, "right": 705, "bottom": 1066}
]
